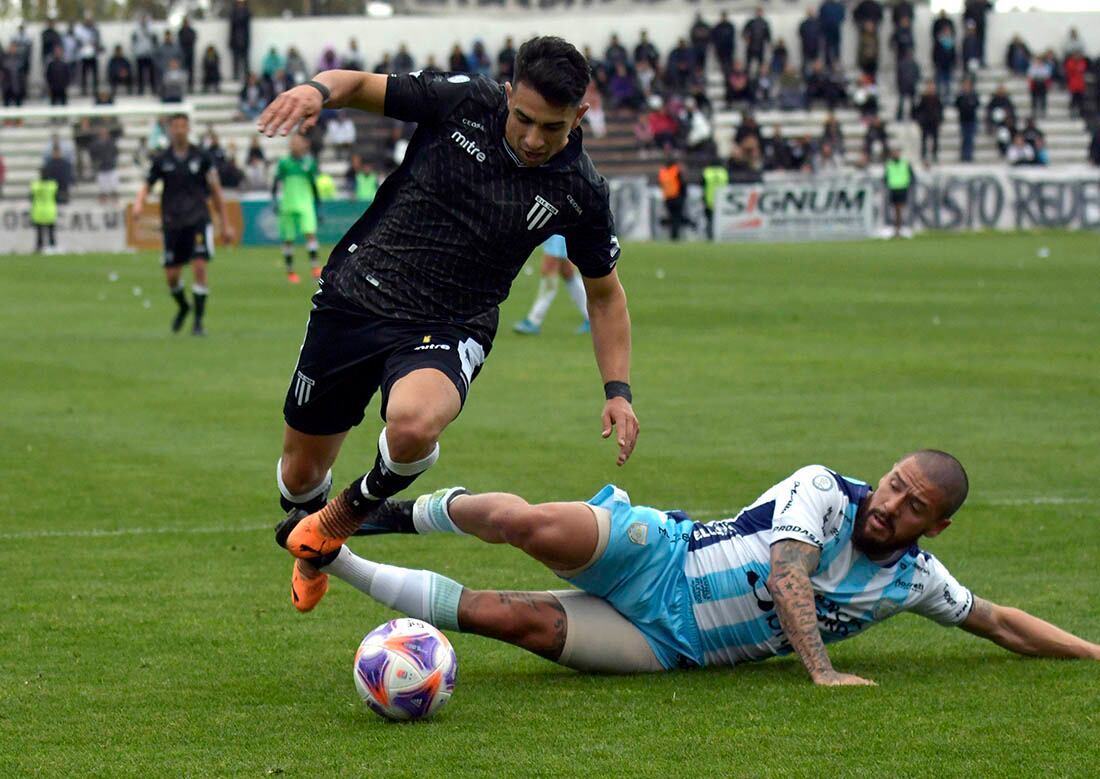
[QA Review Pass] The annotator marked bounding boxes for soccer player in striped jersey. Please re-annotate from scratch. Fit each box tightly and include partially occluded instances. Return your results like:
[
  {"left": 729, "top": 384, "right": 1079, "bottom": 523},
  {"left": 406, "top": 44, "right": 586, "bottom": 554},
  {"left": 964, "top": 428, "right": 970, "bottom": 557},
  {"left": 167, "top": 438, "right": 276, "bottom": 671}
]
[{"left": 281, "top": 449, "right": 1100, "bottom": 681}]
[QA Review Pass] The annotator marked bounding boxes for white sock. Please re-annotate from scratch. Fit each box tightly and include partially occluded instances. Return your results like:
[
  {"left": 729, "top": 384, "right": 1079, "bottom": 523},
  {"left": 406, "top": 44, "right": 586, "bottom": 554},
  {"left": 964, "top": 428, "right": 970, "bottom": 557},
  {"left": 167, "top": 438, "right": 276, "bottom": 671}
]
[
  {"left": 526, "top": 275, "right": 558, "bottom": 326},
  {"left": 326, "top": 547, "right": 463, "bottom": 631},
  {"left": 565, "top": 274, "right": 588, "bottom": 320}
]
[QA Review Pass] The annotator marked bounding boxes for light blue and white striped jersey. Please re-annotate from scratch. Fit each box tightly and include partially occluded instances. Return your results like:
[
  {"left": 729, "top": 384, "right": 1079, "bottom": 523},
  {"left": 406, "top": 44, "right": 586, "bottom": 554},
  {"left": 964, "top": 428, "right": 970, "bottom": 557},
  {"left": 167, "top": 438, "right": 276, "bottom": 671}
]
[{"left": 685, "top": 465, "right": 974, "bottom": 667}]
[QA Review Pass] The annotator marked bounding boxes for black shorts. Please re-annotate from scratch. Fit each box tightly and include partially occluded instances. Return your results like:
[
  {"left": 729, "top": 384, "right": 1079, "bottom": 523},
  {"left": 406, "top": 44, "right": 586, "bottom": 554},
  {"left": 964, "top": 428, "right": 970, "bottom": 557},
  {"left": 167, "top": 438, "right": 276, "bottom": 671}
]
[
  {"left": 283, "top": 302, "right": 491, "bottom": 436},
  {"left": 163, "top": 222, "right": 213, "bottom": 267},
  {"left": 889, "top": 189, "right": 909, "bottom": 206}
]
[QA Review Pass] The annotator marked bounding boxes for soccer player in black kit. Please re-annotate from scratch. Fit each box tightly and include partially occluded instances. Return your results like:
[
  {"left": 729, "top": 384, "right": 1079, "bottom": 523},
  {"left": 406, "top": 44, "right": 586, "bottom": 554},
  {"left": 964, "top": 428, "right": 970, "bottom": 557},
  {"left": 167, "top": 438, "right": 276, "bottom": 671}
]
[
  {"left": 133, "top": 114, "right": 233, "bottom": 336},
  {"left": 257, "top": 37, "right": 639, "bottom": 612}
]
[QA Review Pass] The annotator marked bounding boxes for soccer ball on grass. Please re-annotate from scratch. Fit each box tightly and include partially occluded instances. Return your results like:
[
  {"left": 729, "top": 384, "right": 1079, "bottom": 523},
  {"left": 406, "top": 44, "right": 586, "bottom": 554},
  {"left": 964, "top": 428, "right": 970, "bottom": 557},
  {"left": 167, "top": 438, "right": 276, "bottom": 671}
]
[{"left": 353, "top": 618, "right": 457, "bottom": 721}]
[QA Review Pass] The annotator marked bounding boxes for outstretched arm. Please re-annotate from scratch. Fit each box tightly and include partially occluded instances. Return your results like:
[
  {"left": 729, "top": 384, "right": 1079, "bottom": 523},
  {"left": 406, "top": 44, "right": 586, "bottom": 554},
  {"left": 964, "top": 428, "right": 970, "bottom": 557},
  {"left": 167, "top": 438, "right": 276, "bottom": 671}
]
[
  {"left": 582, "top": 269, "right": 638, "bottom": 466},
  {"left": 768, "top": 540, "right": 876, "bottom": 686},
  {"left": 257, "top": 70, "right": 388, "bottom": 137},
  {"left": 961, "top": 597, "right": 1100, "bottom": 659}
]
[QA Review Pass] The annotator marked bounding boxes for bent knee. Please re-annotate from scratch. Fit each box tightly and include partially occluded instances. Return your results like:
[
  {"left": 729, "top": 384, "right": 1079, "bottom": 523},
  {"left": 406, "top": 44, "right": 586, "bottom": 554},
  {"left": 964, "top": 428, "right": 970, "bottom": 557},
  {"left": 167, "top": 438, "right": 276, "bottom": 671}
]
[
  {"left": 279, "top": 457, "right": 329, "bottom": 496},
  {"left": 384, "top": 411, "right": 443, "bottom": 460}
]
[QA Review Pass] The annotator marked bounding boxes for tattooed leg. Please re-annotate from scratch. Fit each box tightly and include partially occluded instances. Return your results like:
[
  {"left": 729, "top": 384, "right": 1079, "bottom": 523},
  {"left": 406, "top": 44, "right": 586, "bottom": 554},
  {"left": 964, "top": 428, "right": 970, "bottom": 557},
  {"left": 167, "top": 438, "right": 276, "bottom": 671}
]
[{"left": 457, "top": 590, "right": 569, "bottom": 661}]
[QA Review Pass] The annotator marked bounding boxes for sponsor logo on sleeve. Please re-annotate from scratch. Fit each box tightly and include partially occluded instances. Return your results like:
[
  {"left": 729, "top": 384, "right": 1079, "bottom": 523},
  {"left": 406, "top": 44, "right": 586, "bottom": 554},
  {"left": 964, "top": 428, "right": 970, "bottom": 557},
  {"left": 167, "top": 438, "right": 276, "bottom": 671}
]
[{"left": 813, "top": 474, "right": 834, "bottom": 491}]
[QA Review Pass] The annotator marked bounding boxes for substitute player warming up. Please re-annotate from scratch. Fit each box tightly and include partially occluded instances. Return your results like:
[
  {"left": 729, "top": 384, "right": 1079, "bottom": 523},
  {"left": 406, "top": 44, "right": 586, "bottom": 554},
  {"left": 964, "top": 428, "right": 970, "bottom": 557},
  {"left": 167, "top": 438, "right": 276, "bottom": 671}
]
[
  {"left": 258, "top": 37, "right": 639, "bottom": 612},
  {"left": 133, "top": 113, "right": 233, "bottom": 335}
]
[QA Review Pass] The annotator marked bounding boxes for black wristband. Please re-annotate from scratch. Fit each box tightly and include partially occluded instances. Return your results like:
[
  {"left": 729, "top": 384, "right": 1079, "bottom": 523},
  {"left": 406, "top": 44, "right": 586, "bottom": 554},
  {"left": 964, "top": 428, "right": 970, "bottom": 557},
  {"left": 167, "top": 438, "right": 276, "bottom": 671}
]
[
  {"left": 604, "top": 381, "right": 632, "bottom": 403},
  {"left": 305, "top": 79, "right": 331, "bottom": 104}
]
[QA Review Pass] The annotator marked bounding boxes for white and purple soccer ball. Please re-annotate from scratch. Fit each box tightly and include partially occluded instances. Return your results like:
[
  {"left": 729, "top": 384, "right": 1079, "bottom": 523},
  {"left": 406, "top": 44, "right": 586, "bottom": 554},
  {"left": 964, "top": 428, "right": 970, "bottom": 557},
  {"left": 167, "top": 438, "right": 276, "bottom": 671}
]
[{"left": 353, "top": 618, "right": 457, "bottom": 721}]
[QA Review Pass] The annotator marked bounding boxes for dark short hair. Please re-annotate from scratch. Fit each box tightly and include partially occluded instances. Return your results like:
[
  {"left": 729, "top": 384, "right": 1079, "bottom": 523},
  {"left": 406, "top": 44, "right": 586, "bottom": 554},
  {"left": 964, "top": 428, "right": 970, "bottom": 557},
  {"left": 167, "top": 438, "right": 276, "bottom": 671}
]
[
  {"left": 903, "top": 449, "right": 969, "bottom": 519},
  {"left": 513, "top": 36, "right": 590, "bottom": 106},
  {"left": 168, "top": 113, "right": 189, "bottom": 123}
]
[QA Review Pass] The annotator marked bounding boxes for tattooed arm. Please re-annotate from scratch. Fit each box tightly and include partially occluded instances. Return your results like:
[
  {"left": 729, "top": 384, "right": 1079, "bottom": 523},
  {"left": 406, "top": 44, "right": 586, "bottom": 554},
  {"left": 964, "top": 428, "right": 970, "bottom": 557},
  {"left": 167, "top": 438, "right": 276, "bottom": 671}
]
[
  {"left": 961, "top": 597, "right": 1100, "bottom": 659},
  {"left": 768, "top": 540, "right": 877, "bottom": 686}
]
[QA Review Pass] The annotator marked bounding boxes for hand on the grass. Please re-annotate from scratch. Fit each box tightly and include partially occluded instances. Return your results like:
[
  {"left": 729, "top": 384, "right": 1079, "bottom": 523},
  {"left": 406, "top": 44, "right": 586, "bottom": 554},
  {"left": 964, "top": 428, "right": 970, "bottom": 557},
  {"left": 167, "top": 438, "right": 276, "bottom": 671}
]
[
  {"left": 813, "top": 671, "right": 877, "bottom": 687},
  {"left": 257, "top": 84, "right": 324, "bottom": 137},
  {"left": 601, "top": 397, "right": 639, "bottom": 466}
]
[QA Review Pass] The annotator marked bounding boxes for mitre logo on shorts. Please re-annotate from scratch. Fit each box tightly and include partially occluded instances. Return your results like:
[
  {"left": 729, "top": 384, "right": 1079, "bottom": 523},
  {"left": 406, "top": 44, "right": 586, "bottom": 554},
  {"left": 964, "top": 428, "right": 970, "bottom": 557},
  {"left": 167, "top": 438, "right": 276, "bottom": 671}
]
[
  {"left": 414, "top": 335, "right": 451, "bottom": 351},
  {"left": 526, "top": 195, "right": 558, "bottom": 231}
]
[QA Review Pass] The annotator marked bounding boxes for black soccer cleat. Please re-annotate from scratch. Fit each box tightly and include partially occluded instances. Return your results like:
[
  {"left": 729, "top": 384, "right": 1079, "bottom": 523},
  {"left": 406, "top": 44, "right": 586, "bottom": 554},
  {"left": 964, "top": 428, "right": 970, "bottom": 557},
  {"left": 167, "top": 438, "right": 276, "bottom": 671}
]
[
  {"left": 171, "top": 302, "right": 191, "bottom": 333},
  {"left": 352, "top": 499, "right": 417, "bottom": 536},
  {"left": 191, "top": 323, "right": 206, "bottom": 336}
]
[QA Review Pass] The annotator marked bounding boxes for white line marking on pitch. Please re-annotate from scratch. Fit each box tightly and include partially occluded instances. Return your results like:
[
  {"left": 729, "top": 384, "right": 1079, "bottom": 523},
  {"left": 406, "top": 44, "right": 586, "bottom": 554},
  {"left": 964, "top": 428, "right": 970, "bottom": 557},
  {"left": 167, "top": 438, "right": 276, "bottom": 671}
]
[{"left": 0, "top": 524, "right": 268, "bottom": 540}]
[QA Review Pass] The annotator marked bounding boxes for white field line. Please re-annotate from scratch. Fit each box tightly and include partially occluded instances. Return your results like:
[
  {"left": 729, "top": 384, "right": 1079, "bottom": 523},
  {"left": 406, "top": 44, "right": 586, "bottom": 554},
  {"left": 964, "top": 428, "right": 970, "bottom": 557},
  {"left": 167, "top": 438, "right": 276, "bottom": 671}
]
[{"left": 1, "top": 497, "right": 1095, "bottom": 540}]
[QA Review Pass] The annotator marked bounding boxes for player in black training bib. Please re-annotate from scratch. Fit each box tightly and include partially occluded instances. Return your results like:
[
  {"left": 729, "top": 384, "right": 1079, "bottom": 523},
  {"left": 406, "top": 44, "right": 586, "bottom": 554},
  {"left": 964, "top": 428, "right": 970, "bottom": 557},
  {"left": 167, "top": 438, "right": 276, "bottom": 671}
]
[
  {"left": 257, "top": 37, "right": 639, "bottom": 613},
  {"left": 133, "top": 113, "right": 233, "bottom": 335}
]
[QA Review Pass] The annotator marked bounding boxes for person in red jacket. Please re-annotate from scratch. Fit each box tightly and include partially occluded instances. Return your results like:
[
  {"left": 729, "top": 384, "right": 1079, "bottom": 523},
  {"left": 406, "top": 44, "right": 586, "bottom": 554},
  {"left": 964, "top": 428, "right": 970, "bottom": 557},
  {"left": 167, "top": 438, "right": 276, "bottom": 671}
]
[{"left": 1064, "top": 52, "right": 1087, "bottom": 118}]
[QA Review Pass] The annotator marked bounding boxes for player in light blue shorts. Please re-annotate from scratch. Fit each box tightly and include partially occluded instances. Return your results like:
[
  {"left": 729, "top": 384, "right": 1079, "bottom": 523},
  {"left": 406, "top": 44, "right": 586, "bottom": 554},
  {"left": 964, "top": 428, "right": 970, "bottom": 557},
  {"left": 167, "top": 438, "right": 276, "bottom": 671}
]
[
  {"left": 291, "top": 450, "right": 1100, "bottom": 681},
  {"left": 513, "top": 234, "right": 591, "bottom": 336}
]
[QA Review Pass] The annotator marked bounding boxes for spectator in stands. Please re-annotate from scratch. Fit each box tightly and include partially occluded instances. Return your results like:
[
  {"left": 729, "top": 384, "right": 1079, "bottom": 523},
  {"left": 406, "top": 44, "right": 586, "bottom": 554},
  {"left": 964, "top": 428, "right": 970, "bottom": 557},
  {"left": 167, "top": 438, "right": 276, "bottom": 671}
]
[
  {"left": 45, "top": 45, "right": 69, "bottom": 106},
  {"left": 890, "top": 14, "right": 915, "bottom": 62},
  {"left": 497, "top": 37, "right": 516, "bottom": 82},
  {"left": 956, "top": 79, "right": 980, "bottom": 163},
  {"left": 2, "top": 42, "right": 27, "bottom": 109},
  {"left": 89, "top": 126, "right": 119, "bottom": 203},
  {"left": 262, "top": 46, "right": 285, "bottom": 79},
  {"left": 724, "top": 60, "right": 752, "bottom": 108},
  {"left": 583, "top": 46, "right": 608, "bottom": 95},
  {"left": 914, "top": 81, "right": 944, "bottom": 164},
  {"left": 239, "top": 72, "right": 266, "bottom": 120},
  {"left": 777, "top": 65, "right": 803, "bottom": 111},
  {"left": 448, "top": 43, "right": 468, "bottom": 73},
  {"left": 790, "top": 134, "right": 814, "bottom": 173},
  {"left": 895, "top": 50, "right": 920, "bottom": 121},
  {"left": 158, "top": 31, "right": 183, "bottom": 88},
  {"left": 229, "top": 0, "right": 252, "bottom": 80},
  {"left": 1089, "top": 124, "right": 1100, "bottom": 166},
  {"left": 75, "top": 12, "right": 101, "bottom": 97},
  {"left": 608, "top": 62, "right": 642, "bottom": 111},
  {"left": 341, "top": 38, "right": 364, "bottom": 71},
  {"left": 1022, "top": 117, "right": 1045, "bottom": 150},
  {"left": 743, "top": 7, "right": 771, "bottom": 79},
  {"left": 712, "top": 13, "right": 735, "bottom": 75},
  {"left": 863, "top": 115, "right": 888, "bottom": 163},
  {"left": 202, "top": 46, "right": 222, "bottom": 93},
  {"left": 1006, "top": 132, "right": 1034, "bottom": 165},
  {"left": 470, "top": 41, "right": 493, "bottom": 78},
  {"left": 285, "top": 47, "right": 306, "bottom": 84},
  {"left": 728, "top": 134, "right": 764, "bottom": 183},
  {"left": 804, "top": 60, "right": 829, "bottom": 109},
  {"left": 763, "top": 125, "right": 792, "bottom": 171},
  {"left": 658, "top": 154, "right": 693, "bottom": 241},
  {"left": 423, "top": 55, "right": 440, "bottom": 74},
  {"left": 132, "top": 16, "right": 158, "bottom": 95},
  {"left": 583, "top": 79, "right": 607, "bottom": 140},
  {"left": 1062, "top": 27, "right": 1086, "bottom": 58},
  {"left": 326, "top": 110, "right": 356, "bottom": 160},
  {"left": 12, "top": 24, "right": 31, "bottom": 83},
  {"left": 1032, "top": 136, "right": 1050, "bottom": 166},
  {"left": 245, "top": 135, "right": 267, "bottom": 190},
  {"left": 986, "top": 82, "right": 1016, "bottom": 135},
  {"left": 0, "top": 153, "right": 5, "bottom": 197},
  {"left": 667, "top": 38, "right": 694, "bottom": 90},
  {"left": 799, "top": 9, "right": 822, "bottom": 72},
  {"left": 635, "top": 59, "right": 656, "bottom": 96},
  {"left": 648, "top": 101, "right": 680, "bottom": 150},
  {"left": 1027, "top": 55, "right": 1052, "bottom": 118},
  {"left": 963, "top": 1, "right": 993, "bottom": 66},
  {"left": 176, "top": 17, "right": 197, "bottom": 91},
  {"left": 1065, "top": 50, "right": 1087, "bottom": 117},
  {"left": 770, "top": 39, "right": 789, "bottom": 77},
  {"left": 43, "top": 143, "right": 74, "bottom": 204},
  {"left": 634, "top": 29, "right": 660, "bottom": 72},
  {"left": 1005, "top": 36, "right": 1030, "bottom": 76},
  {"left": 931, "top": 11, "right": 957, "bottom": 100},
  {"left": 392, "top": 44, "right": 415, "bottom": 75},
  {"left": 961, "top": 21, "right": 982, "bottom": 80},
  {"left": 62, "top": 23, "right": 79, "bottom": 84},
  {"left": 606, "top": 34, "right": 628, "bottom": 72},
  {"left": 683, "top": 96, "right": 713, "bottom": 152},
  {"left": 265, "top": 68, "right": 293, "bottom": 101},
  {"left": 819, "top": 0, "right": 845, "bottom": 67},
  {"left": 107, "top": 45, "right": 133, "bottom": 97},
  {"left": 884, "top": 146, "right": 914, "bottom": 238},
  {"left": 821, "top": 114, "right": 845, "bottom": 159},
  {"left": 41, "top": 18, "right": 62, "bottom": 69},
  {"left": 689, "top": 15, "right": 711, "bottom": 69},
  {"left": 160, "top": 58, "right": 186, "bottom": 103},
  {"left": 815, "top": 140, "right": 841, "bottom": 172},
  {"left": 853, "top": 0, "right": 884, "bottom": 33},
  {"left": 218, "top": 142, "right": 245, "bottom": 189},
  {"left": 856, "top": 21, "right": 880, "bottom": 79},
  {"left": 734, "top": 110, "right": 761, "bottom": 147},
  {"left": 317, "top": 47, "right": 338, "bottom": 73},
  {"left": 853, "top": 73, "right": 879, "bottom": 119}
]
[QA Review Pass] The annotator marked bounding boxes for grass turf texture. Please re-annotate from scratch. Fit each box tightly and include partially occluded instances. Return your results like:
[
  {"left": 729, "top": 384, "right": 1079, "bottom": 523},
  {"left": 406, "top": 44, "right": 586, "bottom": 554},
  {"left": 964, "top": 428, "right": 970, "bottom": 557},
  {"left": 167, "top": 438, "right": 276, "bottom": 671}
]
[{"left": 1, "top": 232, "right": 1098, "bottom": 778}]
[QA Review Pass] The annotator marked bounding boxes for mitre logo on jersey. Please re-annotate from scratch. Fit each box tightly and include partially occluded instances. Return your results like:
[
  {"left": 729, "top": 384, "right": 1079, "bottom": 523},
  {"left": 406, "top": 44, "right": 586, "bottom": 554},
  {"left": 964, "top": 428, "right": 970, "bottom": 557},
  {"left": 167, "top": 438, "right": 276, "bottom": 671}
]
[
  {"left": 526, "top": 195, "right": 558, "bottom": 230},
  {"left": 450, "top": 130, "right": 486, "bottom": 163}
]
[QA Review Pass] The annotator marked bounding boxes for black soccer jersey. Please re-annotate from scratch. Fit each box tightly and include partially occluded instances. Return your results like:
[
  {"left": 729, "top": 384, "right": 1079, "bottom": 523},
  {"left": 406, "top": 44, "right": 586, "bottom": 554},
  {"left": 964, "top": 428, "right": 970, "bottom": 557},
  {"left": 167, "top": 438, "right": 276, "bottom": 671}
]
[
  {"left": 146, "top": 145, "right": 213, "bottom": 230},
  {"left": 323, "top": 72, "right": 621, "bottom": 343}
]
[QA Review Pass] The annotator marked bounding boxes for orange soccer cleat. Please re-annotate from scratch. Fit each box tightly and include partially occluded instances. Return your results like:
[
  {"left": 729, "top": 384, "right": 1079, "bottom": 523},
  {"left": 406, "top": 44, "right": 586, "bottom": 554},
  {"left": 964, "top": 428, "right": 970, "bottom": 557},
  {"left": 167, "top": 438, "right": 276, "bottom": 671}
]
[
  {"left": 287, "top": 271, "right": 301, "bottom": 284},
  {"left": 310, "top": 266, "right": 322, "bottom": 279},
  {"left": 284, "top": 500, "right": 359, "bottom": 559},
  {"left": 291, "top": 559, "right": 329, "bottom": 612}
]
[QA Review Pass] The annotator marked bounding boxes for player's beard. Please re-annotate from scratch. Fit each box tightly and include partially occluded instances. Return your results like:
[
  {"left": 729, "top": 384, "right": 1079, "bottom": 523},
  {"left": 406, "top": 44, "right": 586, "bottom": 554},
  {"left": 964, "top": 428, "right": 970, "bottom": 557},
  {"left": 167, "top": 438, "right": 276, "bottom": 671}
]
[{"left": 851, "top": 506, "right": 903, "bottom": 559}]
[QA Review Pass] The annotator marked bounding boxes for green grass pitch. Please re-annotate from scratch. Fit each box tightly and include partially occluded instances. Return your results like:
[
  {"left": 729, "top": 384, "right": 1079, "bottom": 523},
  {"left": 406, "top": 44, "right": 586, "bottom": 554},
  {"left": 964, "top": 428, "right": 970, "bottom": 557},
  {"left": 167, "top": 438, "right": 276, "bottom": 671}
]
[{"left": 1, "top": 232, "right": 1098, "bottom": 777}]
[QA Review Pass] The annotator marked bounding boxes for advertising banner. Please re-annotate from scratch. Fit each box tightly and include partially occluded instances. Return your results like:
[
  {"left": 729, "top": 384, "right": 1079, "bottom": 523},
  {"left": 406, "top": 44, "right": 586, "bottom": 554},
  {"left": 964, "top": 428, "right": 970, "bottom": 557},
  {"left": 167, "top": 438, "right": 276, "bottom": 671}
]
[
  {"left": 237, "top": 198, "right": 371, "bottom": 246},
  {"left": 126, "top": 201, "right": 244, "bottom": 251},
  {"left": 1, "top": 200, "right": 128, "bottom": 254},
  {"left": 713, "top": 177, "right": 876, "bottom": 242}
]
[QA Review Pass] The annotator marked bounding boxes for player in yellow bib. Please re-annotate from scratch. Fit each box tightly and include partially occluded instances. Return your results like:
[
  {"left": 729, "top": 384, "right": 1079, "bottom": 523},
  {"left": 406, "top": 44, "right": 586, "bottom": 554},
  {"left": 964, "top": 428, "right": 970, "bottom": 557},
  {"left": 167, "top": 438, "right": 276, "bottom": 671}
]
[{"left": 273, "top": 134, "right": 321, "bottom": 283}]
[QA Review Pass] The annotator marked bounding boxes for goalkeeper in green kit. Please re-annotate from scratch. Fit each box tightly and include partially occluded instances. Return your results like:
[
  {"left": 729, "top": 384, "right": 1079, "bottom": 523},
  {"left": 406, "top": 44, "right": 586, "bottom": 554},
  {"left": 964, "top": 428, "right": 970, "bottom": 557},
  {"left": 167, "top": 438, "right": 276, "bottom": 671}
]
[{"left": 273, "top": 133, "right": 322, "bottom": 283}]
